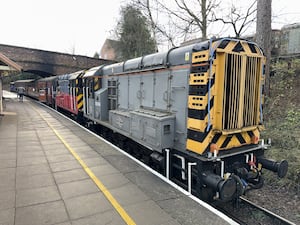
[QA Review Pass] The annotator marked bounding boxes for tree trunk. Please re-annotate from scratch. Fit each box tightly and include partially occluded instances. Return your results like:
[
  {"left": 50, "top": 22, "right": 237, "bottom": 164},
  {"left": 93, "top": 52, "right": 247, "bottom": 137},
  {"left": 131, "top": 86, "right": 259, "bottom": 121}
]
[
  {"left": 256, "top": 0, "right": 272, "bottom": 96},
  {"left": 201, "top": 0, "right": 207, "bottom": 40}
]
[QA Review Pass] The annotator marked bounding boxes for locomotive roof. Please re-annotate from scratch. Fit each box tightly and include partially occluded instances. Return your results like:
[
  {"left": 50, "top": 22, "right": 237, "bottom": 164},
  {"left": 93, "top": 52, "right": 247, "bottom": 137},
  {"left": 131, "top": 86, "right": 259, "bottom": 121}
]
[
  {"left": 61, "top": 38, "right": 263, "bottom": 79},
  {"left": 100, "top": 43, "right": 204, "bottom": 76}
]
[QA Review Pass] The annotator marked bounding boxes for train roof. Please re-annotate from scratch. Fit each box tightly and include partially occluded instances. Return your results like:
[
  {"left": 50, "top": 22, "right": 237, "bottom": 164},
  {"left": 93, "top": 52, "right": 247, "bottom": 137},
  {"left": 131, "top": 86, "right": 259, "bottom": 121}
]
[
  {"left": 69, "top": 70, "right": 84, "bottom": 80},
  {"left": 38, "top": 76, "right": 57, "bottom": 82},
  {"left": 60, "top": 37, "right": 263, "bottom": 79},
  {"left": 14, "top": 79, "right": 36, "bottom": 83},
  {"left": 58, "top": 70, "right": 84, "bottom": 80},
  {"left": 100, "top": 40, "right": 210, "bottom": 76},
  {"left": 83, "top": 65, "right": 106, "bottom": 78}
]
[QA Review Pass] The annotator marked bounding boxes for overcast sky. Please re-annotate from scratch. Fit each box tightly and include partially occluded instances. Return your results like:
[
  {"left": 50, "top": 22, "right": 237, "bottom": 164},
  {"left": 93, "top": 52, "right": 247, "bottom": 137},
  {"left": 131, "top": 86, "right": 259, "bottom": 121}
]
[{"left": 1, "top": 0, "right": 299, "bottom": 57}]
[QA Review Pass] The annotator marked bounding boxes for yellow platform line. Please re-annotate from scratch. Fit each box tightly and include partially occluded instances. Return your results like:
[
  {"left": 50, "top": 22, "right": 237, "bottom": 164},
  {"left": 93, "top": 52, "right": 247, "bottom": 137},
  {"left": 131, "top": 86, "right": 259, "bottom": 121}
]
[{"left": 32, "top": 105, "right": 136, "bottom": 225}]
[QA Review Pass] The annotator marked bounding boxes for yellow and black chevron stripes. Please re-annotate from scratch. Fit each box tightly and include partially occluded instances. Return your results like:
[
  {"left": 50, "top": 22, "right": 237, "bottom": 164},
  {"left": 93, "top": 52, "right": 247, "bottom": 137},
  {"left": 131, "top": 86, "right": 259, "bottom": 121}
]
[
  {"left": 187, "top": 52, "right": 214, "bottom": 154},
  {"left": 187, "top": 117, "right": 208, "bottom": 132},
  {"left": 186, "top": 39, "right": 264, "bottom": 155},
  {"left": 186, "top": 128, "right": 213, "bottom": 154},
  {"left": 187, "top": 128, "right": 260, "bottom": 154},
  {"left": 94, "top": 77, "right": 101, "bottom": 91},
  {"left": 77, "top": 93, "right": 83, "bottom": 110},
  {"left": 217, "top": 39, "right": 263, "bottom": 57},
  {"left": 212, "top": 129, "right": 260, "bottom": 150},
  {"left": 75, "top": 78, "right": 83, "bottom": 111}
]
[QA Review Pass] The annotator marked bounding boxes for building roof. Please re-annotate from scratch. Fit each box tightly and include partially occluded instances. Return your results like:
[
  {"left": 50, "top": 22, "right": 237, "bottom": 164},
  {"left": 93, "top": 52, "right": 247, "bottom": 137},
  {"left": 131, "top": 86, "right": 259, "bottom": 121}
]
[
  {"left": 100, "top": 39, "right": 120, "bottom": 61},
  {"left": 281, "top": 23, "right": 300, "bottom": 30},
  {"left": 0, "top": 52, "right": 23, "bottom": 72}
]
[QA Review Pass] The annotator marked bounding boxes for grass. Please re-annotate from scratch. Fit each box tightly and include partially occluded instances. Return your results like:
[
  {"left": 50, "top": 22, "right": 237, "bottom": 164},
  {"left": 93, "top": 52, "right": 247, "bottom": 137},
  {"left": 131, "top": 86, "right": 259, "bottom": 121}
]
[{"left": 261, "top": 59, "right": 300, "bottom": 191}]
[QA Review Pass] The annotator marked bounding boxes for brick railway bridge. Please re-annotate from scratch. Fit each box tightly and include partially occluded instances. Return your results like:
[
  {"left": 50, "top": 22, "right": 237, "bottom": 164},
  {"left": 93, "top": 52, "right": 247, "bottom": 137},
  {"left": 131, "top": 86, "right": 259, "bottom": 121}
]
[
  {"left": 0, "top": 44, "right": 112, "bottom": 76},
  {"left": 0, "top": 43, "right": 113, "bottom": 114}
]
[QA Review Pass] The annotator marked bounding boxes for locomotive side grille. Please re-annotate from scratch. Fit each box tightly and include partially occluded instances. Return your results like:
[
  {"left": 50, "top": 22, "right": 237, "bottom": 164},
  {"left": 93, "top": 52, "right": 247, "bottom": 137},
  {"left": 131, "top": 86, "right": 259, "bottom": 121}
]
[{"left": 222, "top": 53, "right": 261, "bottom": 130}]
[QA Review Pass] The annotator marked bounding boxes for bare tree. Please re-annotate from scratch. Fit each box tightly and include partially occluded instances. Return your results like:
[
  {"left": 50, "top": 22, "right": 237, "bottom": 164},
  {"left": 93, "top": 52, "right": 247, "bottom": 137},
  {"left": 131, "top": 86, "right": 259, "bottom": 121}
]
[
  {"left": 132, "top": 0, "right": 220, "bottom": 48},
  {"left": 256, "top": 0, "right": 272, "bottom": 96},
  {"left": 213, "top": 0, "right": 257, "bottom": 38}
]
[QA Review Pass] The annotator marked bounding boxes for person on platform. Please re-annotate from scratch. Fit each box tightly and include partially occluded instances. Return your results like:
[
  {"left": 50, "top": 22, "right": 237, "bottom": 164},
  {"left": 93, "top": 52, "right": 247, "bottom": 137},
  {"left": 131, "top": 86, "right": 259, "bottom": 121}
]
[{"left": 17, "top": 87, "right": 25, "bottom": 102}]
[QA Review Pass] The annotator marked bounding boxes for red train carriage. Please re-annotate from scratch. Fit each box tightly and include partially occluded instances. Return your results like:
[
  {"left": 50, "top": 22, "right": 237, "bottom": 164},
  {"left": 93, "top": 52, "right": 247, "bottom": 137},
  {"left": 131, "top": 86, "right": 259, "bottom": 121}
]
[
  {"left": 38, "top": 76, "right": 58, "bottom": 107},
  {"left": 56, "top": 71, "right": 84, "bottom": 116},
  {"left": 14, "top": 79, "right": 39, "bottom": 99}
]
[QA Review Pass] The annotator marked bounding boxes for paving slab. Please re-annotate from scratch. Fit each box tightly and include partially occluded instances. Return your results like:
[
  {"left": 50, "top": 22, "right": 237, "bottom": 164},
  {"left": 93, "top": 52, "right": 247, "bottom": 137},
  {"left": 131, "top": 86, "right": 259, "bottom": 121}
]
[
  {"left": 75, "top": 150, "right": 101, "bottom": 159},
  {"left": 53, "top": 168, "right": 89, "bottom": 184},
  {"left": 16, "top": 185, "right": 61, "bottom": 207},
  {"left": 126, "top": 200, "right": 175, "bottom": 225},
  {"left": 44, "top": 148, "right": 70, "bottom": 156},
  {"left": 109, "top": 183, "right": 150, "bottom": 206},
  {"left": 57, "top": 179, "right": 99, "bottom": 199},
  {"left": 16, "top": 145, "right": 43, "bottom": 152},
  {"left": 0, "top": 190, "right": 15, "bottom": 210},
  {"left": 64, "top": 192, "right": 113, "bottom": 220},
  {"left": 125, "top": 170, "right": 183, "bottom": 202},
  {"left": 17, "top": 155, "right": 47, "bottom": 167},
  {"left": 80, "top": 156, "right": 108, "bottom": 167},
  {"left": 104, "top": 154, "right": 147, "bottom": 173},
  {"left": 89, "top": 164, "right": 120, "bottom": 177},
  {"left": 0, "top": 99, "right": 235, "bottom": 225},
  {"left": 158, "top": 196, "right": 230, "bottom": 225},
  {"left": 47, "top": 153, "right": 77, "bottom": 163},
  {"left": 96, "top": 172, "right": 131, "bottom": 190},
  {"left": 71, "top": 210, "right": 126, "bottom": 225},
  {"left": 0, "top": 159, "right": 16, "bottom": 169},
  {"left": 0, "top": 168, "right": 15, "bottom": 192},
  {"left": 16, "top": 173, "right": 55, "bottom": 190},
  {"left": 49, "top": 159, "right": 82, "bottom": 172},
  {"left": 0, "top": 208, "right": 14, "bottom": 225},
  {"left": 54, "top": 222, "right": 72, "bottom": 225},
  {"left": 15, "top": 201, "right": 69, "bottom": 225},
  {"left": 17, "top": 150, "right": 45, "bottom": 158},
  {"left": 16, "top": 163, "right": 51, "bottom": 176},
  {"left": 92, "top": 143, "right": 124, "bottom": 156}
]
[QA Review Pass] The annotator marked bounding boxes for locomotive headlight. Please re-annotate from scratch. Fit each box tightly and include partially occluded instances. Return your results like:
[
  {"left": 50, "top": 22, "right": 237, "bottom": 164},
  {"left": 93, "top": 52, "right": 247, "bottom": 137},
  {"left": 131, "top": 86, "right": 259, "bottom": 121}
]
[
  {"left": 210, "top": 143, "right": 218, "bottom": 151},
  {"left": 210, "top": 143, "right": 219, "bottom": 157},
  {"left": 251, "top": 135, "right": 259, "bottom": 144}
]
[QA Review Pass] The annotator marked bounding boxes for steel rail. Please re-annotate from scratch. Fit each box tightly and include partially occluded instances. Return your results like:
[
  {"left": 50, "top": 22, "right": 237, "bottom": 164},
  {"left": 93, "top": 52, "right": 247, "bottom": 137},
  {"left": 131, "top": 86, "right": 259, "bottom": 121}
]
[{"left": 240, "top": 196, "right": 296, "bottom": 225}]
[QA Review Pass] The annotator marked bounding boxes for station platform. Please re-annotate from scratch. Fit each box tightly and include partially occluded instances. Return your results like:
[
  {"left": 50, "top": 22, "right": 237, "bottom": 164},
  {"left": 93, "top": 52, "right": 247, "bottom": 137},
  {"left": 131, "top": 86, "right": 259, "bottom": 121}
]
[{"left": 0, "top": 93, "right": 236, "bottom": 225}]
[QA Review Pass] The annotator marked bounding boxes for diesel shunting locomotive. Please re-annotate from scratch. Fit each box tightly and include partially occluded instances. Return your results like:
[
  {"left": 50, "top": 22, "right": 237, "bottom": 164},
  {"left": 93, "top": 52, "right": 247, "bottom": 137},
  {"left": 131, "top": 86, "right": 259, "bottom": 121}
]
[{"left": 18, "top": 37, "right": 289, "bottom": 202}]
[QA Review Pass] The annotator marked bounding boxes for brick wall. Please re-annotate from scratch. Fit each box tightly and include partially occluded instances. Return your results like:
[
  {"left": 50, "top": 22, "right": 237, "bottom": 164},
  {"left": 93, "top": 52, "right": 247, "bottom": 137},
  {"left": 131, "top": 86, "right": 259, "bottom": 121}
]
[{"left": 0, "top": 44, "right": 114, "bottom": 75}]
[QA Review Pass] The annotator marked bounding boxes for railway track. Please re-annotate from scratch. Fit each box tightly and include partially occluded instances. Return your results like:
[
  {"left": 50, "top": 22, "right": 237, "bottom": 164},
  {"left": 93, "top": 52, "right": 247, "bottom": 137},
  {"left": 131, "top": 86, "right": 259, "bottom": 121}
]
[
  {"left": 214, "top": 196, "right": 296, "bottom": 225},
  {"left": 240, "top": 197, "right": 296, "bottom": 225}
]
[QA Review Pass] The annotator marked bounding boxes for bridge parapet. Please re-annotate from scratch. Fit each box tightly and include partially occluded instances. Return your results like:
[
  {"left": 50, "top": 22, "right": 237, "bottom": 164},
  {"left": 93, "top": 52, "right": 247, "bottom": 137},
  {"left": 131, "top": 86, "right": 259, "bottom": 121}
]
[{"left": 0, "top": 44, "right": 113, "bottom": 76}]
